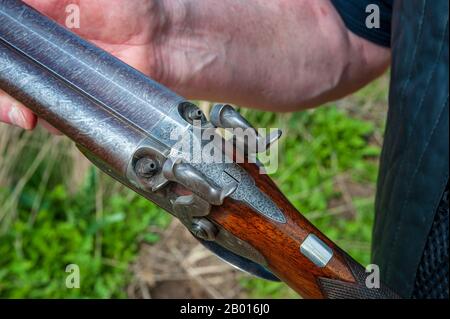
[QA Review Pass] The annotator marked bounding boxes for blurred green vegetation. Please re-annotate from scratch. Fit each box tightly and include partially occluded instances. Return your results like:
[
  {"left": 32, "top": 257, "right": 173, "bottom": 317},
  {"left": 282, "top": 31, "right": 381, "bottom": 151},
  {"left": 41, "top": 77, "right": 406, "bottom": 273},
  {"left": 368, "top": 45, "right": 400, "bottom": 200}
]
[
  {"left": 0, "top": 76, "right": 388, "bottom": 298},
  {"left": 0, "top": 168, "right": 171, "bottom": 298}
]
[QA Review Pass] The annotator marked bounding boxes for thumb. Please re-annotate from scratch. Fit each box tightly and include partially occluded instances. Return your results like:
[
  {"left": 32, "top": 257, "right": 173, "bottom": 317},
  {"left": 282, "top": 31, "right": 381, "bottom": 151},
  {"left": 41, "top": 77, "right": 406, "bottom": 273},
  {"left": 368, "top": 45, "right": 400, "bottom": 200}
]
[{"left": 0, "top": 90, "right": 37, "bottom": 130}]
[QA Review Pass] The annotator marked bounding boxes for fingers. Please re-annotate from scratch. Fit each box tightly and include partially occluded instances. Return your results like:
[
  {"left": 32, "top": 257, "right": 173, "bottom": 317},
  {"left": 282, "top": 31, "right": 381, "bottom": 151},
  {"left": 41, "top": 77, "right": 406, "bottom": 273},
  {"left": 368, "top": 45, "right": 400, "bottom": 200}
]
[
  {"left": 0, "top": 90, "right": 37, "bottom": 130},
  {"left": 0, "top": 91, "right": 63, "bottom": 134}
]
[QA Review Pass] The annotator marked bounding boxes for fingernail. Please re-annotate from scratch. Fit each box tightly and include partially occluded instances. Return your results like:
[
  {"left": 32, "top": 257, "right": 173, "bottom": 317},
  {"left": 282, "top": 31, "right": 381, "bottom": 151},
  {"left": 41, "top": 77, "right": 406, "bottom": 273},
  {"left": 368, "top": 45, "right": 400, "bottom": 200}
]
[{"left": 8, "top": 104, "right": 27, "bottom": 128}]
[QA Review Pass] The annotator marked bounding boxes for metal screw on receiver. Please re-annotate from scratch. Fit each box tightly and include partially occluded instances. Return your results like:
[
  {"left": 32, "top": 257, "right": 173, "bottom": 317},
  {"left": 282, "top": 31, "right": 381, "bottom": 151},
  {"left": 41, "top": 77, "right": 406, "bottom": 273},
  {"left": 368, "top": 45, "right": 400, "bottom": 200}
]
[
  {"left": 135, "top": 157, "right": 159, "bottom": 178},
  {"left": 191, "top": 218, "right": 218, "bottom": 241}
]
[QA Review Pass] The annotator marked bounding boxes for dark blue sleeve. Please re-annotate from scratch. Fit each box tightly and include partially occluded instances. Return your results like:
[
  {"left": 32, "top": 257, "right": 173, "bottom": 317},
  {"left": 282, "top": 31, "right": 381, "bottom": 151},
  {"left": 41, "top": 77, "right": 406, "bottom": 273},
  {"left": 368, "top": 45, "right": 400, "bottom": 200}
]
[{"left": 331, "top": 0, "right": 393, "bottom": 47}]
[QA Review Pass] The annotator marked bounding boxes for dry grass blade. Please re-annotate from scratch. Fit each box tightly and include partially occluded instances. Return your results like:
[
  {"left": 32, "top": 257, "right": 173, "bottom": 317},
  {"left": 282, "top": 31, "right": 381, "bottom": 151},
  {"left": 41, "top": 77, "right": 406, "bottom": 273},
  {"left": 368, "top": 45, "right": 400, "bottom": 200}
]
[{"left": 131, "top": 219, "right": 246, "bottom": 299}]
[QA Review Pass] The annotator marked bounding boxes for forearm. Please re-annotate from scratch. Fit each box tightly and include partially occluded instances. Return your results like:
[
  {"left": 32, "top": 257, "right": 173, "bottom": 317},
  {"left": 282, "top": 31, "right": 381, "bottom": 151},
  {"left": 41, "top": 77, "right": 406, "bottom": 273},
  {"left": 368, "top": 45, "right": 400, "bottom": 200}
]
[
  {"left": 158, "top": 0, "right": 390, "bottom": 111},
  {"left": 0, "top": 0, "right": 390, "bottom": 130}
]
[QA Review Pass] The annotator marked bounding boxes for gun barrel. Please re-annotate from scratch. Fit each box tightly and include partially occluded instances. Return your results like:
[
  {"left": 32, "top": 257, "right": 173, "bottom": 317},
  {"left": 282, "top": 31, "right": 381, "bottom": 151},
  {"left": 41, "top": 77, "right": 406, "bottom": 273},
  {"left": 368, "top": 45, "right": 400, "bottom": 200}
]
[
  {"left": 0, "top": 0, "right": 188, "bottom": 147},
  {"left": 0, "top": 38, "right": 149, "bottom": 175}
]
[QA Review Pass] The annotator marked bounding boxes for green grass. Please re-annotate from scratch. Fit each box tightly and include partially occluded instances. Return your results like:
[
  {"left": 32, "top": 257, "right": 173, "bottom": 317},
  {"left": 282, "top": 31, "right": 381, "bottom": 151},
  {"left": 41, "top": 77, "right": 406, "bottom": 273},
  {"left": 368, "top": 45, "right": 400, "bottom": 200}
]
[
  {"left": 0, "top": 165, "right": 171, "bottom": 298},
  {"left": 0, "top": 77, "right": 388, "bottom": 298}
]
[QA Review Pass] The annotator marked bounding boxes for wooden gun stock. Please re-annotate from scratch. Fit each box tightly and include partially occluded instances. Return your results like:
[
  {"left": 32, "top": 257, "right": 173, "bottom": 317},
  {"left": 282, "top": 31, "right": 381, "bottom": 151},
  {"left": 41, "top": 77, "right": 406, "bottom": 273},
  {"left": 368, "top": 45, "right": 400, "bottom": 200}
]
[{"left": 209, "top": 161, "right": 400, "bottom": 299}]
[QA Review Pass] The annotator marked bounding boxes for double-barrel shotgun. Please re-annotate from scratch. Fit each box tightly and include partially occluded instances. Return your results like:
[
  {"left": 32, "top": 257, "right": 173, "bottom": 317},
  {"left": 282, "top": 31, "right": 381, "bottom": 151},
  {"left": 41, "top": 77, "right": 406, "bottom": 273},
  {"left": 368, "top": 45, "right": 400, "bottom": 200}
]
[{"left": 0, "top": 0, "right": 399, "bottom": 298}]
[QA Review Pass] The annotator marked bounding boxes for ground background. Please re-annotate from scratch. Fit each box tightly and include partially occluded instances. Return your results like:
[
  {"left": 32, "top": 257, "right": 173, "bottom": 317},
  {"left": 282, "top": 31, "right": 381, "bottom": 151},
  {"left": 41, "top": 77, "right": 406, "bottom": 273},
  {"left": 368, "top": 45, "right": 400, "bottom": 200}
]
[{"left": 0, "top": 74, "right": 389, "bottom": 298}]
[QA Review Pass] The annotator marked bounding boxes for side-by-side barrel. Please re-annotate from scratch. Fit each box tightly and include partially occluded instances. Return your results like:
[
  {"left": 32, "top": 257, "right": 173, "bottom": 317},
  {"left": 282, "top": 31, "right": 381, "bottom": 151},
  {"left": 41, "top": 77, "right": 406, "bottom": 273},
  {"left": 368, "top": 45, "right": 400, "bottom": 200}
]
[
  {"left": 0, "top": 39, "right": 146, "bottom": 175},
  {"left": 0, "top": 0, "right": 188, "bottom": 145}
]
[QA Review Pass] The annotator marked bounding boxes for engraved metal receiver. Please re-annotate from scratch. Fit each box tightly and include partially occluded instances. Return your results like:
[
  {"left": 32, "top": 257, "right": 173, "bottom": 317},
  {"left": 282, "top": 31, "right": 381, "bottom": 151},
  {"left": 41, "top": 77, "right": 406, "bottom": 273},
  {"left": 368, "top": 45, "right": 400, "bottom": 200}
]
[
  {"left": 121, "top": 101, "right": 285, "bottom": 280},
  {"left": 121, "top": 102, "right": 285, "bottom": 280}
]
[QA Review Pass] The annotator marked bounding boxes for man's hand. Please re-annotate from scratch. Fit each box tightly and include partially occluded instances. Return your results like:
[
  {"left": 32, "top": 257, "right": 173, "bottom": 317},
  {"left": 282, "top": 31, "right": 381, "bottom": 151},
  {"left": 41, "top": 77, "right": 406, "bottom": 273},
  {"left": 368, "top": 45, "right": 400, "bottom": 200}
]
[
  {"left": 0, "top": 0, "right": 390, "bottom": 131},
  {"left": 0, "top": 0, "right": 169, "bottom": 130}
]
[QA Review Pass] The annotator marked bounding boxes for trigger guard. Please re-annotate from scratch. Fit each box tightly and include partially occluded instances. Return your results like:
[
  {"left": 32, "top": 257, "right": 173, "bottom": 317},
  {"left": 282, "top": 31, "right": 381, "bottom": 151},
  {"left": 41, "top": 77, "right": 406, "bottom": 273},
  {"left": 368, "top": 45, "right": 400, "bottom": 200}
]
[{"left": 196, "top": 237, "right": 280, "bottom": 282}]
